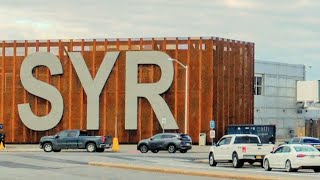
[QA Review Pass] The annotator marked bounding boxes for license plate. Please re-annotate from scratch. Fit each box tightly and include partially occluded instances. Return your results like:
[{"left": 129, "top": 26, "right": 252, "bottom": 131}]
[
  {"left": 256, "top": 156, "right": 262, "bottom": 159},
  {"left": 186, "top": 143, "right": 190, "bottom": 146}
]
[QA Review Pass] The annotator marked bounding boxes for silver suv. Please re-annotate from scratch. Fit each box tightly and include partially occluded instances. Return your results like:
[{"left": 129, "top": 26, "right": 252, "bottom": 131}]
[{"left": 137, "top": 133, "right": 192, "bottom": 153}]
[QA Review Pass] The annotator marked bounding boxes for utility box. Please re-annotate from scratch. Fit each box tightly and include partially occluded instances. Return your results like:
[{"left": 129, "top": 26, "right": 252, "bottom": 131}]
[{"left": 199, "top": 133, "right": 206, "bottom": 146}]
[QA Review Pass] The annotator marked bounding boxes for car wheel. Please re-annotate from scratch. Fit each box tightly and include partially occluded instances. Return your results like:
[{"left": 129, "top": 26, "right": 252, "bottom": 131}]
[
  {"left": 180, "top": 149, "right": 187, "bottom": 153},
  {"left": 263, "top": 159, "right": 272, "bottom": 171},
  {"left": 151, "top": 150, "right": 159, "bottom": 153},
  {"left": 139, "top": 144, "right": 149, "bottom": 153},
  {"left": 43, "top": 143, "right": 53, "bottom": 152},
  {"left": 53, "top": 149, "right": 61, "bottom": 152},
  {"left": 314, "top": 168, "right": 320, "bottom": 173},
  {"left": 232, "top": 153, "right": 244, "bottom": 168},
  {"left": 285, "top": 160, "right": 297, "bottom": 172},
  {"left": 209, "top": 153, "right": 217, "bottom": 166},
  {"left": 96, "top": 148, "right": 105, "bottom": 152},
  {"left": 167, "top": 144, "right": 176, "bottom": 153},
  {"left": 86, "top": 143, "right": 97, "bottom": 152}
]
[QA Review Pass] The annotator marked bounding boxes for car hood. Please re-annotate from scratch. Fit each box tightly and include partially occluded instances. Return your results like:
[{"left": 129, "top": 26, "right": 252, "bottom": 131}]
[
  {"left": 138, "top": 138, "right": 150, "bottom": 144},
  {"left": 40, "top": 136, "right": 55, "bottom": 141}
]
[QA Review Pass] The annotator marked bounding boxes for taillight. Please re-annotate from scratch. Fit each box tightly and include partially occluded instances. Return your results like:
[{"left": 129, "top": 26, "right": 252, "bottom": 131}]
[
  {"left": 297, "top": 154, "right": 306, "bottom": 158},
  {"left": 242, "top": 146, "right": 247, "bottom": 153},
  {"left": 101, "top": 136, "right": 106, "bottom": 143}
]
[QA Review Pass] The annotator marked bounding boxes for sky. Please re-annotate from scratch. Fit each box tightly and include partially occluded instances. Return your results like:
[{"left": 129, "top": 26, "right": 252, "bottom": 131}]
[{"left": 0, "top": 0, "right": 319, "bottom": 79}]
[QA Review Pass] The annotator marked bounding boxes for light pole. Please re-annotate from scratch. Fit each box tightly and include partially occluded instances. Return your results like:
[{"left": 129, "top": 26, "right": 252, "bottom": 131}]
[{"left": 168, "top": 58, "right": 188, "bottom": 134}]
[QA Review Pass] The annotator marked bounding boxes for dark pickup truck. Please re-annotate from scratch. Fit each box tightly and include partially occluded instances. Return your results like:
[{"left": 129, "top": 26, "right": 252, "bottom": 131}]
[{"left": 39, "top": 130, "right": 112, "bottom": 152}]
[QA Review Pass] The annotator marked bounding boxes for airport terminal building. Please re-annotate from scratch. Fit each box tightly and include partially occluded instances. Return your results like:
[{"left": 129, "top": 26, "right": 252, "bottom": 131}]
[{"left": 0, "top": 37, "right": 254, "bottom": 143}]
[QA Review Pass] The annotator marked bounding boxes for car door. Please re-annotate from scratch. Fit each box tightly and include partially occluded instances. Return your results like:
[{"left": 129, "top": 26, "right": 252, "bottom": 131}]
[
  {"left": 65, "top": 131, "right": 79, "bottom": 149},
  {"left": 149, "top": 134, "right": 163, "bottom": 150},
  {"left": 278, "top": 146, "right": 291, "bottom": 168},
  {"left": 214, "top": 137, "right": 232, "bottom": 160},
  {"left": 269, "top": 146, "right": 284, "bottom": 168},
  {"left": 55, "top": 131, "right": 69, "bottom": 149}
]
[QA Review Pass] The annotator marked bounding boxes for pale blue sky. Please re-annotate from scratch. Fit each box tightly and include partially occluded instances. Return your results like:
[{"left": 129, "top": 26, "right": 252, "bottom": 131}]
[{"left": 1, "top": 0, "right": 319, "bottom": 79}]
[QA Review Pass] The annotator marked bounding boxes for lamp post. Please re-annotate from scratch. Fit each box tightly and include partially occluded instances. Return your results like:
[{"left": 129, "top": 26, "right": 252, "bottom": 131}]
[{"left": 168, "top": 58, "right": 188, "bottom": 134}]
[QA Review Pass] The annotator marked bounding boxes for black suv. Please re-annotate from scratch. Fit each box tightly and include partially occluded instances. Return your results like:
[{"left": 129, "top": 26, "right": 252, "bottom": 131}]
[{"left": 137, "top": 133, "right": 192, "bottom": 153}]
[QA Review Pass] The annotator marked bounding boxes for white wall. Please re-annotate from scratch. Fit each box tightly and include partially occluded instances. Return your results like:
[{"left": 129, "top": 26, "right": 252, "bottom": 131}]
[
  {"left": 297, "top": 81, "right": 319, "bottom": 102},
  {"left": 255, "top": 60, "right": 305, "bottom": 140}
]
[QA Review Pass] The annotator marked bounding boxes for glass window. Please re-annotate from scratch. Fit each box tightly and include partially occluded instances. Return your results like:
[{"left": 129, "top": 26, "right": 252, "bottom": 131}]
[
  {"left": 234, "top": 136, "right": 260, "bottom": 144},
  {"left": 152, "top": 134, "right": 163, "bottom": 140},
  {"left": 218, "top": 137, "right": 232, "bottom": 145},
  {"left": 291, "top": 138, "right": 300, "bottom": 143},
  {"left": 294, "top": 146, "right": 317, "bottom": 152},
  {"left": 254, "top": 75, "right": 263, "bottom": 95},
  {"left": 282, "top": 146, "right": 291, "bottom": 153},
  {"left": 68, "top": 131, "right": 78, "bottom": 137},
  {"left": 58, "top": 131, "right": 69, "bottom": 137},
  {"left": 274, "top": 146, "right": 284, "bottom": 153},
  {"left": 303, "top": 138, "right": 320, "bottom": 143}
]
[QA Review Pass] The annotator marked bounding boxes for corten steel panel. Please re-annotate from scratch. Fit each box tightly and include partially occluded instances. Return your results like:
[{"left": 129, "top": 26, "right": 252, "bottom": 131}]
[{"left": 0, "top": 37, "right": 254, "bottom": 143}]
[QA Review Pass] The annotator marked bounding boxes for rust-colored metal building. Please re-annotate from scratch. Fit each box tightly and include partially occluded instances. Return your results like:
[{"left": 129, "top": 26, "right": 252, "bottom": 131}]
[{"left": 0, "top": 37, "right": 254, "bottom": 143}]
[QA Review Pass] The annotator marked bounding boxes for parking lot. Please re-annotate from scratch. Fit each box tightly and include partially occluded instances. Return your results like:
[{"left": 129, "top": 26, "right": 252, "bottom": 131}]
[{"left": 1, "top": 145, "right": 319, "bottom": 180}]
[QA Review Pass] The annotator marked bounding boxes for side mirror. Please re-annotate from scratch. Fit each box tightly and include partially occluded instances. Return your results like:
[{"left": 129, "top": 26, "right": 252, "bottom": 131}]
[
  {"left": 55, "top": 135, "right": 59, "bottom": 139},
  {"left": 150, "top": 138, "right": 153, "bottom": 141},
  {"left": 216, "top": 144, "right": 220, "bottom": 147},
  {"left": 284, "top": 141, "right": 288, "bottom": 144},
  {"left": 270, "top": 151, "right": 274, "bottom": 153}
]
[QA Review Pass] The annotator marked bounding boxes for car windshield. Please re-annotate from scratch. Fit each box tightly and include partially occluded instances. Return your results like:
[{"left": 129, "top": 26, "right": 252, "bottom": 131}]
[{"left": 294, "top": 146, "right": 317, "bottom": 152}]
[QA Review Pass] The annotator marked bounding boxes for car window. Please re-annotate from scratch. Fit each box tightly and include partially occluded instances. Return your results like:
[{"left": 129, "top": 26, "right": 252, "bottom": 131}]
[
  {"left": 294, "top": 146, "right": 317, "bottom": 152},
  {"left": 218, "top": 137, "right": 232, "bottom": 145},
  {"left": 58, "top": 131, "right": 69, "bottom": 137},
  {"left": 274, "top": 146, "right": 284, "bottom": 153},
  {"left": 234, "top": 136, "right": 260, "bottom": 144},
  {"left": 68, "top": 131, "right": 78, "bottom": 137},
  {"left": 152, "top": 134, "right": 163, "bottom": 140},
  {"left": 291, "top": 138, "right": 300, "bottom": 143},
  {"left": 282, "top": 146, "right": 291, "bottom": 153},
  {"left": 163, "top": 134, "right": 176, "bottom": 139},
  {"left": 79, "top": 131, "right": 88, "bottom": 136},
  {"left": 303, "top": 138, "right": 320, "bottom": 143}
]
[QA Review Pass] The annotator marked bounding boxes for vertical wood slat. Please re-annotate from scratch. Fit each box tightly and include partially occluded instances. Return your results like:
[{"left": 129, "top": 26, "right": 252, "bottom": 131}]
[
  {"left": 68, "top": 40, "right": 73, "bottom": 129},
  {"left": 187, "top": 38, "right": 191, "bottom": 134},
  {"left": 102, "top": 39, "right": 107, "bottom": 134},
  {"left": 80, "top": 39, "right": 85, "bottom": 130},
  {"left": 23, "top": 40, "right": 28, "bottom": 142},
  {"left": 174, "top": 38, "right": 178, "bottom": 124},
  {"left": 115, "top": 38, "right": 120, "bottom": 139},
  {"left": 0, "top": 42, "right": 4, "bottom": 127},
  {"left": 11, "top": 41, "right": 17, "bottom": 142},
  {"left": 198, "top": 38, "right": 202, "bottom": 138}
]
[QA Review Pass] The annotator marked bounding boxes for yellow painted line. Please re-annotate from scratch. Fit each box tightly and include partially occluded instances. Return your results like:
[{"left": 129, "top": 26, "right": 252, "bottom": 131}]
[{"left": 89, "top": 162, "right": 299, "bottom": 180}]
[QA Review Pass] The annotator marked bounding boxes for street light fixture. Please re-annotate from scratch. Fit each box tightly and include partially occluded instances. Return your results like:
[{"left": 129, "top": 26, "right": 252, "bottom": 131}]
[{"left": 168, "top": 58, "right": 188, "bottom": 134}]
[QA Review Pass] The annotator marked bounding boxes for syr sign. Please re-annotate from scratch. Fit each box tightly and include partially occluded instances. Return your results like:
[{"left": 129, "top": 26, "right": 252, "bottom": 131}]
[{"left": 18, "top": 51, "right": 179, "bottom": 131}]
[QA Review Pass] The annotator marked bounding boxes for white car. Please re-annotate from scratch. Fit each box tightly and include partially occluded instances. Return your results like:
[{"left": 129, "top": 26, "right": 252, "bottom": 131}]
[{"left": 263, "top": 144, "right": 320, "bottom": 172}]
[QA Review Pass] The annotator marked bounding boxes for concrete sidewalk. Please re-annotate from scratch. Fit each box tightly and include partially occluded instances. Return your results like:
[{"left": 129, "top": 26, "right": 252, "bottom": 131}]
[{"left": 1, "top": 144, "right": 212, "bottom": 153}]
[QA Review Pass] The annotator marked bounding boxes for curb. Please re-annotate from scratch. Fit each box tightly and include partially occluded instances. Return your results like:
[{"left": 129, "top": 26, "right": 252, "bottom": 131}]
[{"left": 88, "top": 162, "right": 298, "bottom": 180}]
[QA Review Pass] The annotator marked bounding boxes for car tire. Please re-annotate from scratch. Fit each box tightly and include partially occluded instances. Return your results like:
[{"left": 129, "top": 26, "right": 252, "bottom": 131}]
[
  {"left": 167, "top": 144, "right": 176, "bottom": 153},
  {"left": 314, "top": 168, "right": 320, "bottom": 173},
  {"left": 139, "top": 144, "right": 149, "bottom": 153},
  {"left": 263, "top": 159, "right": 272, "bottom": 171},
  {"left": 53, "top": 149, "right": 61, "bottom": 152},
  {"left": 285, "top": 160, "right": 297, "bottom": 172},
  {"left": 43, "top": 142, "right": 53, "bottom": 152},
  {"left": 232, "top": 152, "right": 244, "bottom": 168},
  {"left": 209, "top": 153, "right": 217, "bottom": 167},
  {"left": 180, "top": 149, "right": 187, "bottom": 153},
  {"left": 96, "top": 148, "right": 105, "bottom": 153},
  {"left": 86, "top": 142, "right": 97, "bottom": 153},
  {"left": 151, "top": 150, "right": 159, "bottom": 153}
]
